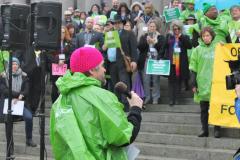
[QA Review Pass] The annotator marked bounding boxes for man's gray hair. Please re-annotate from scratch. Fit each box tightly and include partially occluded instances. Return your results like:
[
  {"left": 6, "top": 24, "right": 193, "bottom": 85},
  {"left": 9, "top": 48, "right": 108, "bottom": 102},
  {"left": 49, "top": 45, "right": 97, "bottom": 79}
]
[{"left": 85, "top": 17, "right": 94, "bottom": 24}]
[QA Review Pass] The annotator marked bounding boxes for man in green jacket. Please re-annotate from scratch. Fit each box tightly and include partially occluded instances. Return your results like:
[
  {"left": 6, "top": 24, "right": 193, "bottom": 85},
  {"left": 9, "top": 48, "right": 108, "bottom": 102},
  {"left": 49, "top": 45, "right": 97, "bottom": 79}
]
[
  {"left": 198, "top": 3, "right": 231, "bottom": 43},
  {"left": 50, "top": 47, "right": 143, "bottom": 160}
]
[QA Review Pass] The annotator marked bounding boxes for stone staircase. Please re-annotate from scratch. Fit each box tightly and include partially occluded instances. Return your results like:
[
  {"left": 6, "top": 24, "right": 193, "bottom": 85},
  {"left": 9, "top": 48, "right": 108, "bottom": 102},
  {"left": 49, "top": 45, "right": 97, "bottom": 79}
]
[
  {"left": 0, "top": 78, "right": 239, "bottom": 160},
  {"left": 135, "top": 78, "right": 240, "bottom": 160}
]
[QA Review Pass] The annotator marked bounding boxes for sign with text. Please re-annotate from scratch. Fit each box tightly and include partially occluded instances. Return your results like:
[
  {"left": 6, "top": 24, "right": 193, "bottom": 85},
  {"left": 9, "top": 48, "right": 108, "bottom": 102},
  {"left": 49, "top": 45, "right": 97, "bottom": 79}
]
[
  {"left": 209, "top": 44, "right": 240, "bottom": 128},
  {"left": 104, "top": 31, "right": 121, "bottom": 48},
  {"left": 163, "top": 8, "right": 181, "bottom": 23},
  {"left": 146, "top": 59, "right": 170, "bottom": 75},
  {"left": 52, "top": 64, "right": 67, "bottom": 76},
  {"left": 183, "top": 25, "right": 194, "bottom": 39},
  {"left": 4, "top": 99, "right": 24, "bottom": 116}
]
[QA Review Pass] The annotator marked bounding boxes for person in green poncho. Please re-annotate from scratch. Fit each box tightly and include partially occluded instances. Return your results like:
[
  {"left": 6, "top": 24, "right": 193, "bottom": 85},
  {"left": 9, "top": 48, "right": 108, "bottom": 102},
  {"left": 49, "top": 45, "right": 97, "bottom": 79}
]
[
  {"left": 229, "top": 5, "right": 240, "bottom": 43},
  {"left": 195, "top": 3, "right": 231, "bottom": 43},
  {"left": 189, "top": 27, "right": 221, "bottom": 138},
  {"left": 179, "top": 0, "right": 202, "bottom": 22},
  {"left": 50, "top": 47, "right": 143, "bottom": 160}
]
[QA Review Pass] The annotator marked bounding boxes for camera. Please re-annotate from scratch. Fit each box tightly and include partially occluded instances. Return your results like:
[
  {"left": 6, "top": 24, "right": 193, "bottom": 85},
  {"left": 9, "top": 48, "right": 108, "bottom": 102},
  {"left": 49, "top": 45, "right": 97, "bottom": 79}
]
[{"left": 225, "top": 55, "right": 240, "bottom": 90}]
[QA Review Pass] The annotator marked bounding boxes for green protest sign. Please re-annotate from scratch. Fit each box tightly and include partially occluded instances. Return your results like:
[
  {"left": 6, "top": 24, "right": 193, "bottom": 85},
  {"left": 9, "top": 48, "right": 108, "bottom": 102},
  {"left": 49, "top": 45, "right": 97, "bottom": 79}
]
[
  {"left": 163, "top": 8, "right": 181, "bottom": 23},
  {"left": 104, "top": 31, "right": 121, "bottom": 48},
  {"left": 110, "top": 11, "right": 117, "bottom": 20},
  {"left": 183, "top": 25, "right": 194, "bottom": 39},
  {"left": 146, "top": 59, "right": 170, "bottom": 75}
]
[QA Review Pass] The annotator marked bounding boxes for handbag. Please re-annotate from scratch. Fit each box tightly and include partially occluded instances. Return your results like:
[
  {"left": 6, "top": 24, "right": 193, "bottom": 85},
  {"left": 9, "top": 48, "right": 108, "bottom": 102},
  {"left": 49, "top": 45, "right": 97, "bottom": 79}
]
[
  {"left": 132, "top": 71, "right": 145, "bottom": 98},
  {"left": 120, "top": 48, "right": 132, "bottom": 73}
]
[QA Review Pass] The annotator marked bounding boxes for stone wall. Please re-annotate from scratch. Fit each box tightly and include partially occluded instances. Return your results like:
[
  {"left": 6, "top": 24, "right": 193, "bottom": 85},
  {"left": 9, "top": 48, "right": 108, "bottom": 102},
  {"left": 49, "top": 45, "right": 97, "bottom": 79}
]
[{"left": 0, "top": 0, "right": 171, "bottom": 16}]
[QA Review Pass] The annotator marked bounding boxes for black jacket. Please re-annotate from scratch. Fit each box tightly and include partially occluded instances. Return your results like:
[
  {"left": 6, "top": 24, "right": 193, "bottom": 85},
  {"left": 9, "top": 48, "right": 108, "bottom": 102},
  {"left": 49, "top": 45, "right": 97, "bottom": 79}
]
[
  {"left": 138, "top": 33, "right": 166, "bottom": 70},
  {"left": 0, "top": 72, "right": 29, "bottom": 100},
  {"left": 165, "top": 34, "right": 192, "bottom": 79},
  {"left": 115, "top": 30, "right": 138, "bottom": 70},
  {"left": 0, "top": 72, "right": 29, "bottom": 121},
  {"left": 74, "top": 30, "right": 104, "bottom": 52}
]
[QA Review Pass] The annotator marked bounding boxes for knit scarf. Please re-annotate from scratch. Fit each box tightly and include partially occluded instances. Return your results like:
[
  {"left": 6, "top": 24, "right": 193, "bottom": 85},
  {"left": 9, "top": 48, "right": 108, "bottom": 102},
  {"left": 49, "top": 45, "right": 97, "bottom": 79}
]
[
  {"left": 5, "top": 68, "right": 23, "bottom": 93},
  {"left": 173, "top": 36, "right": 180, "bottom": 77}
]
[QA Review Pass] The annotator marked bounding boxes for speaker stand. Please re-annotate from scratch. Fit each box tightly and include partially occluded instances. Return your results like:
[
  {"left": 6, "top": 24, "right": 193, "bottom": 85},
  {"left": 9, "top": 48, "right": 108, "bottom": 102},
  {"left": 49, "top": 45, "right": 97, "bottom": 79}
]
[
  {"left": 39, "top": 50, "right": 46, "bottom": 160},
  {"left": 5, "top": 51, "right": 15, "bottom": 160}
]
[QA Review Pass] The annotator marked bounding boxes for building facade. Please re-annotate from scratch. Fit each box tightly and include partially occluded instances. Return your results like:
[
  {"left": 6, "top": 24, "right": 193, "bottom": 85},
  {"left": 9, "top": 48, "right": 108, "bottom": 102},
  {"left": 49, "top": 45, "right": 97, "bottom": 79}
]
[{"left": 0, "top": 0, "right": 171, "bottom": 17}]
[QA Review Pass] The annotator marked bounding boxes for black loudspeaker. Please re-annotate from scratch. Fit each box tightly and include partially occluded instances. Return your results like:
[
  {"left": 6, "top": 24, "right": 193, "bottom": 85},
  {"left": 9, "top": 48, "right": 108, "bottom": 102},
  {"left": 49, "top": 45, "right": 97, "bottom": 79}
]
[
  {"left": 31, "top": 2, "right": 62, "bottom": 49},
  {"left": 1, "top": 4, "right": 30, "bottom": 49}
]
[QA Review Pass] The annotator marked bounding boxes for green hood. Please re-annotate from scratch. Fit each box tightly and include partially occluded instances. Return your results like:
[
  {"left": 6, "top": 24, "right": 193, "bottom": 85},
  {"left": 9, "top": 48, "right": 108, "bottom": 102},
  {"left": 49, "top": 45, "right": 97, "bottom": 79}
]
[
  {"left": 56, "top": 70, "right": 101, "bottom": 95},
  {"left": 204, "top": 16, "right": 220, "bottom": 26}
]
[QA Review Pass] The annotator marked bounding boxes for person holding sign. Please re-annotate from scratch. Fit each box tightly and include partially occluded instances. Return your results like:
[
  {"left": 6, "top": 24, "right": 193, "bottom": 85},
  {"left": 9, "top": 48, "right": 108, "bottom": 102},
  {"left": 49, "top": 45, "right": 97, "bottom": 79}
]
[
  {"left": 165, "top": 20, "right": 192, "bottom": 106},
  {"left": 106, "top": 0, "right": 120, "bottom": 19},
  {"left": 0, "top": 57, "right": 37, "bottom": 148},
  {"left": 189, "top": 27, "right": 221, "bottom": 138},
  {"left": 130, "top": 1, "right": 144, "bottom": 25},
  {"left": 49, "top": 27, "right": 72, "bottom": 103},
  {"left": 138, "top": 20, "right": 166, "bottom": 104},
  {"left": 102, "top": 14, "right": 138, "bottom": 111}
]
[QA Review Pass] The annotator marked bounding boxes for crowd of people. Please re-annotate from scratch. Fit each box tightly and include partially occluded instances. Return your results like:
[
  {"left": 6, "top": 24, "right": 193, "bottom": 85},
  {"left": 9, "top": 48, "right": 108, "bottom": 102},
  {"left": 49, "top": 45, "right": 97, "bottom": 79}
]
[
  {"left": 57, "top": 0, "right": 240, "bottom": 139},
  {"left": 0, "top": 0, "right": 240, "bottom": 156}
]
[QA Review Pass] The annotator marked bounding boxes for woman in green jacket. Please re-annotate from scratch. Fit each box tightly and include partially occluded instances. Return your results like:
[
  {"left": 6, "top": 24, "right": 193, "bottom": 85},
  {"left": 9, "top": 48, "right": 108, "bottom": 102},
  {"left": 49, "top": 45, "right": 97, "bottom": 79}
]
[{"left": 189, "top": 27, "right": 221, "bottom": 138}]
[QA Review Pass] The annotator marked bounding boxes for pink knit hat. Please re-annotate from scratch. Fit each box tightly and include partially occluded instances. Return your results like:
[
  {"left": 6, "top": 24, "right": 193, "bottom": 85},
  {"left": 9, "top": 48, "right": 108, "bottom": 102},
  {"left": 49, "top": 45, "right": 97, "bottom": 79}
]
[{"left": 70, "top": 47, "right": 103, "bottom": 73}]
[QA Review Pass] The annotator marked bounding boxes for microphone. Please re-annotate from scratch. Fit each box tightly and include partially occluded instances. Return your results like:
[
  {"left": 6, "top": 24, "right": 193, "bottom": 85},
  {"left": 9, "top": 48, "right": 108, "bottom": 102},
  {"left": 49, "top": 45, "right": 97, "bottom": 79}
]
[{"left": 114, "top": 82, "right": 132, "bottom": 98}]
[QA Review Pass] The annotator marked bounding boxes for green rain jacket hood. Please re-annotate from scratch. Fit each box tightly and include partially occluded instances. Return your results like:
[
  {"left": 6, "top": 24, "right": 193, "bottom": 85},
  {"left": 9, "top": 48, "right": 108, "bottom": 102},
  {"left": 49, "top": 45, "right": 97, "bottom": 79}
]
[{"left": 50, "top": 71, "right": 133, "bottom": 160}]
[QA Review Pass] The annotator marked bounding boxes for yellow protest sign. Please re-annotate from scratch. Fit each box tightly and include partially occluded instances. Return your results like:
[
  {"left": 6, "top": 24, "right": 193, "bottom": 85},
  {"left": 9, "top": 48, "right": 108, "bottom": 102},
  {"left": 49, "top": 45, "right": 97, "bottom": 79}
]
[{"left": 209, "top": 44, "right": 240, "bottom": 128}]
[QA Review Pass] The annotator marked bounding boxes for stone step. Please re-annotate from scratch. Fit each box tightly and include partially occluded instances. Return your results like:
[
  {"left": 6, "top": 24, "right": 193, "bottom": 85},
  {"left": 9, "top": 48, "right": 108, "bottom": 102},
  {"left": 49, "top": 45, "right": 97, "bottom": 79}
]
[
  {"left": 135, "top": 142, "right": 235, "bottom": 160},
  {"left": 160, "top": 90, "right": 193, "bottom": 98},
  {"left": 137, "top": 155, "right": 189, "bottom": 160},
  {"left": 136, "top": 132, "right": 240, "bottom": 150},
  {"left": 0, "top": 132, "right": 50, "bottom": 146},
  {"left": 149, "top": 98, "right": 195, "bottom": 105},
  {"left": 0, "top": 141, "right": 53, "bottom": 157},
  {"left": 0, "top": 122, "right": 50, "bottom": 136},
  {"left": 140, "top": 122, "right": 240, "bottom": 138},
  {"left": 0, "top": 153, "right": 54, "bottom": 160},
  {"left": 144, "top": 104, "right": 200, "bottom": 113},
  {"left": 142, "top": 112, "right": 200, "bottom": 124}
]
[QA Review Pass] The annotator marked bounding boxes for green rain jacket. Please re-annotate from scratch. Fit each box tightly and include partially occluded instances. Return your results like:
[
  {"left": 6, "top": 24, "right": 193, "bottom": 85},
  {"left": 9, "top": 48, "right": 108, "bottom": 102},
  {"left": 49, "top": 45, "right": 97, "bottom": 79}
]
[
  {"left": 179, "top": 9, "right": 203, "bottom": 22},
  {"left": 228, "top": 20, "right": 240, "bottom": 43},
  {"left": 50, "top": 71, "right": 133, "bottom": 160},
  {"left": 198, "top": 16, "right": 229, "bottom": 43},
  {"left": 0, "top": 50, "right": 9, "bottom": 73},
  {"left": 189, "top": 41, "right": 217, "bottom": 103}
]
